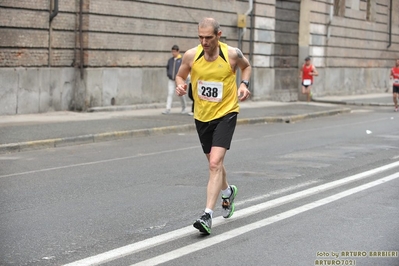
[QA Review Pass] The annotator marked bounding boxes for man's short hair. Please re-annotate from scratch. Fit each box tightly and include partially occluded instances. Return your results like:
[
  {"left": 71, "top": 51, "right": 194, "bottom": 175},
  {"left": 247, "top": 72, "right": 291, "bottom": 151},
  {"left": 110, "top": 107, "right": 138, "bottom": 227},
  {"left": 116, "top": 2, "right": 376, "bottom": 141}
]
[
  {"left": 171, "top": 45, "right": 179, "bottom": 51},
  {"left": 305, "top": 56, "right": 311, "bottom": 61},
  {"left": 198, "top": 18, "right": 220, "bottom": 35}
]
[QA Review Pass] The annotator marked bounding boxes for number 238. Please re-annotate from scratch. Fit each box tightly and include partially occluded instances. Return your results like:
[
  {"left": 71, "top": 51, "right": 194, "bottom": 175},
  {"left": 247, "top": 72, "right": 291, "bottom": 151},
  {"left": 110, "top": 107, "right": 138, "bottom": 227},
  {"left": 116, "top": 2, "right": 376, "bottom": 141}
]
[{"left": 201, "top": 86, "right": 219, "bottom": 98}]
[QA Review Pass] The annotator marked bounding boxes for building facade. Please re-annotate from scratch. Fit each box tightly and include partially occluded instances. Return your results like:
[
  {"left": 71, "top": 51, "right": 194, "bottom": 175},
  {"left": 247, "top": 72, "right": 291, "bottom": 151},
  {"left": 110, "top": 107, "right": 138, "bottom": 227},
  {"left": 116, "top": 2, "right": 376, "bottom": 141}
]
[{"left": 0, "top": 0, "right": 397, "bottom": 114}]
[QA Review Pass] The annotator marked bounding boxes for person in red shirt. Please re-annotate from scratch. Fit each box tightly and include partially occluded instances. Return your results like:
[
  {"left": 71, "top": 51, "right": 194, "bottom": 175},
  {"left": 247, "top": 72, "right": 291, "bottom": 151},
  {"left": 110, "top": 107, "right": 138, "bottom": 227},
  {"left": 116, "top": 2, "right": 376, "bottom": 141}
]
[
  {"left": 299, "top": 56, "right": 318, "bottom": 102},
  {"left": 390, "top": 59, "right": 399, "bottom": 112}
]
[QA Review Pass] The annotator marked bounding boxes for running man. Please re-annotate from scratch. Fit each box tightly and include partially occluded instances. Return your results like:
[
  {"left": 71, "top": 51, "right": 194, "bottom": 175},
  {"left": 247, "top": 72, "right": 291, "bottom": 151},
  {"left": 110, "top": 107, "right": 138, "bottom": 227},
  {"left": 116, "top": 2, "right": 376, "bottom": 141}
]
[
  {"left": 175, "top": 17, "right": 251, "bottom": 235},
  {"left": 390, "top": 59, "right": 399, "bottom": 112},
  {"left": 299, "top": 56, "right": 318, "bottom": 102}
]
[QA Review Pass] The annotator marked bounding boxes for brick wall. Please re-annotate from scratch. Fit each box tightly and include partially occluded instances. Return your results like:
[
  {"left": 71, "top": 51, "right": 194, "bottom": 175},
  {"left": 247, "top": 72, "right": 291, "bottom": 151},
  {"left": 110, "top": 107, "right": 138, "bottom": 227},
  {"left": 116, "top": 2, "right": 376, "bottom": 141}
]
[
  {"left": 0, "top": 0, "right": 82, "bottom": 67},
  {"left": 84, "top": 0, "right": 250, "bottom": 67},
  {"left": 1, "top": 0, "right": 397, "bottom": 70},
  {"left": 0, "top": 0, "right": 256, "bottom": 114},
  {"left": 0, "top": 0, "right": 50, "bottom": 67},
  {"left": 0, "top": 0, "right": 253, "bottom": 68}
]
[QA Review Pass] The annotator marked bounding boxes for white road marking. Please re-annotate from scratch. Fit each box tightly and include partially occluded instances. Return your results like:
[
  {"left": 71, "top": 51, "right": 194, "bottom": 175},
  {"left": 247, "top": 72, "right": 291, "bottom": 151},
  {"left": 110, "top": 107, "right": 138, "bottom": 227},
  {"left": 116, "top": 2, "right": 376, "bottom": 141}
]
[
  {"left": 64, "top": 161, "right": 399, "bottom": 266},
  {"left": 0, "top": 146, "right": 199, "bottom": 179},
  {"left": 0, "top": 138, "right": 252, "bottom": 179},
  {"left": 235, "top": 180, "right": 320, "bottom": 206},
  {"left": 132, "top": 172, "right": 399, "bottom": 266}
]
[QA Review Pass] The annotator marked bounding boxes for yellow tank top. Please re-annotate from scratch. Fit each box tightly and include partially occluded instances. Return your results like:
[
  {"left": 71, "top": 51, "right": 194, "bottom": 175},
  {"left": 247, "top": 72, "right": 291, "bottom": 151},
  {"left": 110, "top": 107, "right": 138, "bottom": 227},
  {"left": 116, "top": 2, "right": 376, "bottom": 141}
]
[{"left": 191, "top": 41, "right": 239, "bottom": 122}]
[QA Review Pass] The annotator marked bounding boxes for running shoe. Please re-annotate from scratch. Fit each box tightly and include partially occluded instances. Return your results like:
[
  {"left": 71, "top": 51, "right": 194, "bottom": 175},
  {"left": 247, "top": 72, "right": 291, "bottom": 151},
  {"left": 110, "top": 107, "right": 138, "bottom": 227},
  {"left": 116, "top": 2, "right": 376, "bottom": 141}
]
[
  {"left": 395, "top": 107, "right": 398, "bottom": 112},
  {"left": 193, "top": 212, "right": 212, "bottom": 235},
  {"left": 221, "top": 185, "right": 238, "bottom": 218}
]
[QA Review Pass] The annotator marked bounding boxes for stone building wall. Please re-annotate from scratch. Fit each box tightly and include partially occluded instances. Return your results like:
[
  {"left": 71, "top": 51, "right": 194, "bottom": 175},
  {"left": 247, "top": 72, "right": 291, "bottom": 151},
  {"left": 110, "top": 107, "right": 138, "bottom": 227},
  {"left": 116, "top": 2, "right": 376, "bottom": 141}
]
[
  {"left": 0, "top": 0, "right": 254, "bottom": 114},
  {"left": 0, "top": 0, "right": 398, "bottom": 115},
  {"left": 303, "top": 0, "right": 398, "bottom": 97}
]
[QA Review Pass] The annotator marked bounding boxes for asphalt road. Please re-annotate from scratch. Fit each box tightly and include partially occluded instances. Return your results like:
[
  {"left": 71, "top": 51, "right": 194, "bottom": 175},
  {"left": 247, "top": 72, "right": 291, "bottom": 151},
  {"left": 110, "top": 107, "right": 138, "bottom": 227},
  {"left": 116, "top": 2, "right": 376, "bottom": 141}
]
[{"left": 0, "top": 105, "right": 398, "bottom": 266}]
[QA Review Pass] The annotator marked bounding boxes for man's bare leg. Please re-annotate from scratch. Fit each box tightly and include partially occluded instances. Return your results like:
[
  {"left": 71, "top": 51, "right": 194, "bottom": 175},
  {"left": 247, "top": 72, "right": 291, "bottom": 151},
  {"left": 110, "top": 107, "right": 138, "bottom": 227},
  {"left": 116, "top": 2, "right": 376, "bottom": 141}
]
[
  {"left": 205, "top": 146, "right": 228, "bottom": 211},
  {"left": 302, "top": 86, "right": 310, "bottom": 102}
]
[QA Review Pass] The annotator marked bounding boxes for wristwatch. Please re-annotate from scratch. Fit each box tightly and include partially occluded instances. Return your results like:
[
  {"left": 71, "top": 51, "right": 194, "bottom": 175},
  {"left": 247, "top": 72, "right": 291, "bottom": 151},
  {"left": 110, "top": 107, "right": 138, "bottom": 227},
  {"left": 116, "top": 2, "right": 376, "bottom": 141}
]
[{"left": 241, "top": 80, "right": 249, "bottom": 88}]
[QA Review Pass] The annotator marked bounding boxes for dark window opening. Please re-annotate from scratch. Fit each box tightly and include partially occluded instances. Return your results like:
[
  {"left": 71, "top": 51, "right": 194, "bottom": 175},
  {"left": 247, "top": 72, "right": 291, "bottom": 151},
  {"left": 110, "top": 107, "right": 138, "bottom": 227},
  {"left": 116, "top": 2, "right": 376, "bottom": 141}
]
[{"left": 334, "top": 0, "right": 346, "bottom": 17}]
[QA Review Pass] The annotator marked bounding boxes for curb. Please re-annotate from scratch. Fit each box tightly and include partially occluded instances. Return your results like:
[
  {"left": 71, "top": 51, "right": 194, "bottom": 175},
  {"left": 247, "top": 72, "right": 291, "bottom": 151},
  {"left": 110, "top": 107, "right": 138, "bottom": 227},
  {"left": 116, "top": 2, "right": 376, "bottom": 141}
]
[
  {"left": 87, "top": 103, "right": 166, "bottom": 112},
  {"left": 237, "top": 108, "right": 351, "bottom": 125},
  {"left": 313, "top": 99, "right": 394, "bottom": 107},
  {"left": 0, "top": 108, "right": 350, "bottom": 154}
]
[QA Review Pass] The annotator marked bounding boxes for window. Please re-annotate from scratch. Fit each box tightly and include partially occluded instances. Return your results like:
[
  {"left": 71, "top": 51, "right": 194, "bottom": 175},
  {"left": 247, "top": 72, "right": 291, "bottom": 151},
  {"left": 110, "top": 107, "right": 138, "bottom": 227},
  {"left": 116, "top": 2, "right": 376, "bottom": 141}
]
[
  {"left": 366, "top": 0, "right": 371, "bottom": 20},
  {"left": 334, "top": 0, "right": 346, "bottom": 17}
]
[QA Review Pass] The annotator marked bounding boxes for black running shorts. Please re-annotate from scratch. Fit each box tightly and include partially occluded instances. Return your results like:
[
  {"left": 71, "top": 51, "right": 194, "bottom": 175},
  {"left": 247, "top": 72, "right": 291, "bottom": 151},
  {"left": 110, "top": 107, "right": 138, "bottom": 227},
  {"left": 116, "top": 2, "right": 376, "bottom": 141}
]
[
  {"left": 393, "top": 85, "right": 399, "bottom": 94},
  {"left": 195, "top": 112, "right": 238, "bottom": 154},
  {"left": 302, "top": 82, "right": 312, "bottom": 88}
]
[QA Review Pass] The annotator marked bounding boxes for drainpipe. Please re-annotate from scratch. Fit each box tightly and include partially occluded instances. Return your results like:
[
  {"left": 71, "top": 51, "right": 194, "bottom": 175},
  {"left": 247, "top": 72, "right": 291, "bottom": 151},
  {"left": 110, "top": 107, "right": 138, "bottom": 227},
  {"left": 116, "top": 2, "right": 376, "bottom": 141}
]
[
  {"left": 79, "top": 0, "right": 84, "bottom": 78},
  {"left": 249, "top": 5, "right": 255, "bottom": 64},
  {"left": 239, "top": 0, "right": 254, "bottom": 46},
  {"left": 49, "top": 0, "right": 59, "bottom": 22},
  {"left": 249, "top": 5, "right": 255, "bottom": 94},
  {"left": 326, "top": 0, "right": 333, "bottom": 42},
  {"left": 387, "top": 0, "right": 392, "bottom": 48},
  {"left": 48, "top": 0, "right": 59, "bottom": 67},
  {"left": 237, "top": 0, "right": 253, "bottom": 86}
]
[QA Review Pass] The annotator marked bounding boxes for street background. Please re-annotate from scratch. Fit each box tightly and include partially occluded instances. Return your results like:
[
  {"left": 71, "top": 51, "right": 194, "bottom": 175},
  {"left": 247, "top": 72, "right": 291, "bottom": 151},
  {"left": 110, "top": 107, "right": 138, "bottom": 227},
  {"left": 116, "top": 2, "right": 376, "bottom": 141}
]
[
  {"left": 0, "top": 93, "right": 393, "bottom": 153},
  {"left": 0, "top": 92, "right": 398, "bottom": 266}
]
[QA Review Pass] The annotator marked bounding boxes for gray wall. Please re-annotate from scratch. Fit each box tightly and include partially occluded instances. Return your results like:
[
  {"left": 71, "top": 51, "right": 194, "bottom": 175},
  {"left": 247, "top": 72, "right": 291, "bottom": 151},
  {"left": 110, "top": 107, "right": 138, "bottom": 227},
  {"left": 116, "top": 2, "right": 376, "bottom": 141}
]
[{"left": 0, "top": 67, "right": 172, "bottom": 115}]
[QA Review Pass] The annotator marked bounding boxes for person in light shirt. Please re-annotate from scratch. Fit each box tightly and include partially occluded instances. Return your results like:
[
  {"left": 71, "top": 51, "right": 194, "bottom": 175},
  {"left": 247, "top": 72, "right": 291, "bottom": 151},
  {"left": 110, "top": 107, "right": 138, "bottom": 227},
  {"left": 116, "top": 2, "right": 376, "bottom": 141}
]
[{"left": 163, "top": 45, "right": 187, "bottom": 114}]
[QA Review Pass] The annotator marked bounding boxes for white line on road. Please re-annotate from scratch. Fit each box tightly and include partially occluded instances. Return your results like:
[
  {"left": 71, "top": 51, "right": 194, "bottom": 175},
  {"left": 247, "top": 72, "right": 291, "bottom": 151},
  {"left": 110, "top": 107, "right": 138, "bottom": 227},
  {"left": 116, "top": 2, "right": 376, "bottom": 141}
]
[
  {"left": 235, "top": 180, "right": 320, "bottom": 207},
  {"left": 0, "top": 138, "right": 252, "bottom": 179},
  {"left": 64, "top": 161, "right": 399, "bottom": 266},
  {"left": 0, "top": 146, "right": 199, "bottom": 179},
  {"left": 132, "top": 172, "right": 399, "bottom": 266}
]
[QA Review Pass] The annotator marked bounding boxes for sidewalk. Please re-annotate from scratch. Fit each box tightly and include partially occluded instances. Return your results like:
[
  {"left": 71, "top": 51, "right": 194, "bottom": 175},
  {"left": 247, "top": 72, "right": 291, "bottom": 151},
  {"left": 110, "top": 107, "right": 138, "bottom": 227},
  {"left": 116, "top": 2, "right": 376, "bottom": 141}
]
[{"left": 0, "top": 93, "right": 392, "bottom": 154}]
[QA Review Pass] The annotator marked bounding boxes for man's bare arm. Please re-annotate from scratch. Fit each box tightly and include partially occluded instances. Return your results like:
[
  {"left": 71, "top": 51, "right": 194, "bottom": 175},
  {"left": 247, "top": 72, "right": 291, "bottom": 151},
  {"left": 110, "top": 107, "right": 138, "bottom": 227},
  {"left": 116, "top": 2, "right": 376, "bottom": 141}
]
[
  {"left": 311, "top": 66, "right": 319, "bottom": 76},
  {"left": 175, "top": 48, "right": 195, "bottom": 87},
  {"left": 175, "top": 48, "right": 196, "bottom": 96},
  {"left": 228, "top": 47, "right": 251, "bottom": 101},
  {"left": 229, "top": 47, "right": 251, "bottom": 81}
]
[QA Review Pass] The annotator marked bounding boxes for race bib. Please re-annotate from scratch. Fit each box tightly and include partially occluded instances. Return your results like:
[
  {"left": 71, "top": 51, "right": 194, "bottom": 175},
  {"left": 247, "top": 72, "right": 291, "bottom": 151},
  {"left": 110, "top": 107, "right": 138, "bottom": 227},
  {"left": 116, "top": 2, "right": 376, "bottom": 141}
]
[
  {"left": 394, "top": 79, "right": 399, "bottom": 84},
  {"left": 197, "top": 80, "right": 223, "bottom": 102},
  {"left": 303, "top": 79, "right": 311, "bottom": 86}
]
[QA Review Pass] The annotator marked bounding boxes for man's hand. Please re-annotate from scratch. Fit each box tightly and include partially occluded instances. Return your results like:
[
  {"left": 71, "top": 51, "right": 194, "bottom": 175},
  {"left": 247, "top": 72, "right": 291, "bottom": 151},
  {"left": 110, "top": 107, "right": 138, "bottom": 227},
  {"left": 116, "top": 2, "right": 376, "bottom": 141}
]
[
  {"left": 176, "top": 84, "right": 187, "bottom": 96},
  {"left": 238, "top": 85, "right": 250, "bottom": 101}
]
